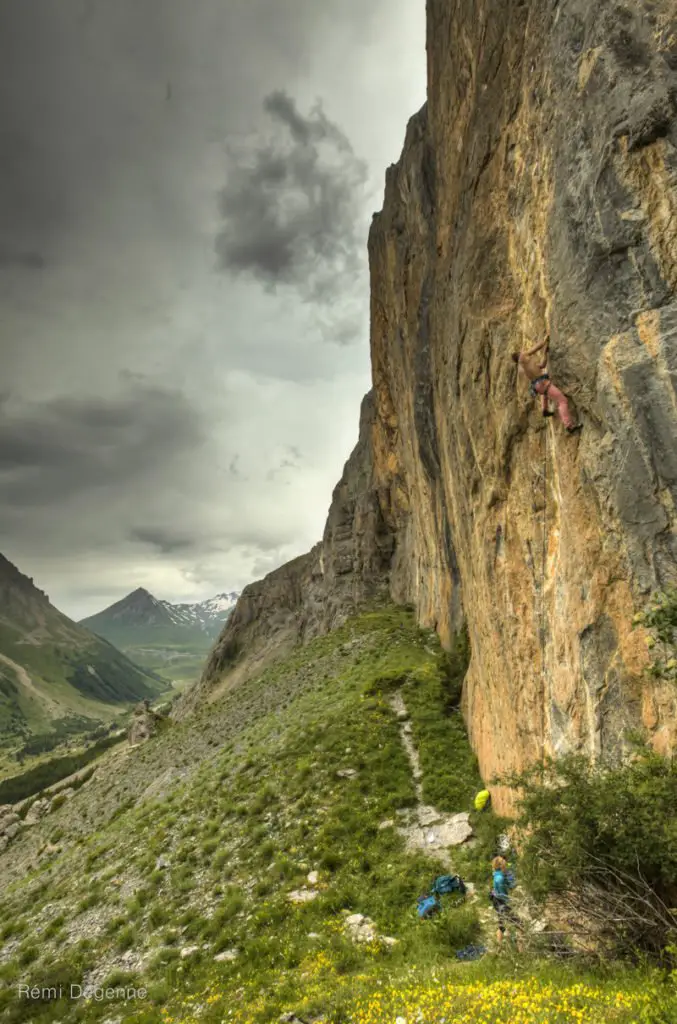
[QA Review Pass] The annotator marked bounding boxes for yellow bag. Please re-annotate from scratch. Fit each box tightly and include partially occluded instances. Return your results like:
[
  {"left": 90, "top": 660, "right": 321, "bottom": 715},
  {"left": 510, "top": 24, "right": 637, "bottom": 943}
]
[{"left": 474, "top": 789, "right": 491, "bottom": 812}]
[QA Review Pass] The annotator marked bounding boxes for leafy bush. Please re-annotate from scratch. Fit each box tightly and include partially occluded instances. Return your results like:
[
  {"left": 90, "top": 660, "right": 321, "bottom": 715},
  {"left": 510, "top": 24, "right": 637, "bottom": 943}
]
[
  {"left": 433, "top": 904, "right": 483, "bottom": 949},
  {"left": 634, "top": 589, "right": 677, "bottom": 682},
  {"left": 505, "top": 746, "right": 677, "bottom": 958}
]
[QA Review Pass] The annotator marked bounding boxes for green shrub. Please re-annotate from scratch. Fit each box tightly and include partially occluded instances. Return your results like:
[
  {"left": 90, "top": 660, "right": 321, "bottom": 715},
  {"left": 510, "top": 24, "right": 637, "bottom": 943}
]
[
  {"left": 432, "top": 904, "right": 483, "bottom": 950},
  {"left": 42, "top": 913, "right": 66, "bottom": 940},
  {"left": 634, "top": 589, "right": 677, "bottom": 682},
  {"left": 505, "top": 745, "right": 677, "bottom": 957},
  {"left": 17, "top": 943, "right": 39, "bottom": 966},
  {"left": 115, "top": 925, "right": 136, "bottom": 951},
  {"left": 149, "top": 903, "right": 169, "bottom": 928}
]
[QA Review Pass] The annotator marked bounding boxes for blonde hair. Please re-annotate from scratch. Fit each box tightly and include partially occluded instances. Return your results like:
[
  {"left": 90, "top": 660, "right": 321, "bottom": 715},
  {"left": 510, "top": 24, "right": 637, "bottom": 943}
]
[{"left": 492, "top": 856, "right": 507, "bottom": 872}]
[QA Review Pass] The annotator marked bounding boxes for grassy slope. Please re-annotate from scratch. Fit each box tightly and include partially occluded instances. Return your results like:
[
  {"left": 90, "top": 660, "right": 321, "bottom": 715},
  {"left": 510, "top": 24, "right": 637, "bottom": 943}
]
[
  {"left": 0, "top": 618, "right": 167, "bottom": 753},
  {"left": 0, "top": 607, "right": 673, "bottom": 1024},
  {"left": 80, "top": 621, "right": 212, "bottom": 688}
]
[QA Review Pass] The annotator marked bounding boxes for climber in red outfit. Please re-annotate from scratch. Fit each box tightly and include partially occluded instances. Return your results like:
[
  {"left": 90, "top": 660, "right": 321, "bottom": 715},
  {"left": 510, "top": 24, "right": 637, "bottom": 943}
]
[{"left": 512, "top": 336, "right": 582, "bottom": 434}]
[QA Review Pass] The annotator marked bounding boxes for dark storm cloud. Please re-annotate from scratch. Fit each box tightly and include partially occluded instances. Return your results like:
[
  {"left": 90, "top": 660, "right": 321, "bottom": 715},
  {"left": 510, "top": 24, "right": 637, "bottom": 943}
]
[
  {"left": 0, "top": 384, "right": 204, "bottom": 507},
  {"left": 130, "top": 527, "right": 195, "bottom": 554},
  {"left": 215, "top": 90, "right": 369, "bottom": 302}
]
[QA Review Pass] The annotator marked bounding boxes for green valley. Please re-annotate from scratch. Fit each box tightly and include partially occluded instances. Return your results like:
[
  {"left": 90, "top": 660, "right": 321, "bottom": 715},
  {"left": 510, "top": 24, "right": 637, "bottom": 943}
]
[{"left": 0, "top": 555, "right": 166, "bottom": 771}]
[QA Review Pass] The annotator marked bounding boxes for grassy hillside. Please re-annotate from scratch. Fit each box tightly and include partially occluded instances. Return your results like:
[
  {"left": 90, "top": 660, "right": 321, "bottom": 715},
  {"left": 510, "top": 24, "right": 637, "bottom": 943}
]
[
  {"left": 0, "top": 555, "right": 167, "bottom": 764},
  {"left": 0, "top": 607, "right": 673, "bottom": 1024},
  {"left": 79, "top": 617, "right": 212, "bottom": 689}
]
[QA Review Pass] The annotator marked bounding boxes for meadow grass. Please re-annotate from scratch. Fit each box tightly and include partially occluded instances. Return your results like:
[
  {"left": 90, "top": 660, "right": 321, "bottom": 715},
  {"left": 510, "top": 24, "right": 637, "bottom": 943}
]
[{"left": 0, "top": 607, "right": 675, "bottom": 1023}]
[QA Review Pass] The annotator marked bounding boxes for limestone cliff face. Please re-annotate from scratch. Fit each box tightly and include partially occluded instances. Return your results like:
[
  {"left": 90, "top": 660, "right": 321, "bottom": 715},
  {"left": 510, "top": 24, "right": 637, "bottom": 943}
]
[{"left": 188, "top": 0, "right": 677, "bottom": 812}]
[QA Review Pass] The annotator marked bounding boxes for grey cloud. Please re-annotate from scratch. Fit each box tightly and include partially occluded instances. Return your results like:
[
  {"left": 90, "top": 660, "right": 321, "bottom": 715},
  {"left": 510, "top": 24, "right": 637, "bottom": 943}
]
[
  {"left": 0, "top": 249, "right": 46, "bottom": 271},
  {"left": 215, "top": 90, "right": 369, "bottom": 304},
  {"left": 130, "top": 527, "right": 195, "bottom": 554},
  {"left": 0, "top": 384, "right": 204, "bottom": 507}
]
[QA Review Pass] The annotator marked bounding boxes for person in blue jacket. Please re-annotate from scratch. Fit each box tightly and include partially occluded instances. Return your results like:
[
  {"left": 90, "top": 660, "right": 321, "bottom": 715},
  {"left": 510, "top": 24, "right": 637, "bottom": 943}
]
[{"left": 490, "top": 855, "right": 520, "bottom": 947}]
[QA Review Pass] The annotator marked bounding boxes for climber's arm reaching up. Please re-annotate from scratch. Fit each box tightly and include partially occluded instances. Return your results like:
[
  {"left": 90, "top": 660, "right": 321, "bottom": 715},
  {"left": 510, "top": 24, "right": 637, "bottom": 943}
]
[{"left": 525, "top": 335, "right": 550, "bottom": 367}]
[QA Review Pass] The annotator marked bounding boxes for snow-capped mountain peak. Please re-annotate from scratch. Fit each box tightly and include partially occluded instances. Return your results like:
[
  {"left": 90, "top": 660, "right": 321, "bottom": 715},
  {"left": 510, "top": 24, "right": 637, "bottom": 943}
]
[{"left": 160, "top": 592, "right": 240, "bottom": 637}]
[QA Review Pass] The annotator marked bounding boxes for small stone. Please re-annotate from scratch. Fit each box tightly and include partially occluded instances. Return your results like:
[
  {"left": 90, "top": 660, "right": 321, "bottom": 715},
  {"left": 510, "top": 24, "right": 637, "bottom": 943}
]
[
  {"left": 382, "top": 936, "right": 399, "bottom": 946},
  {"left": 307, "top": 870, "right": 319, "bottom": 885},
  {"left": 214, "top": 949, "right": 238, "bottom": 962},
  {"left": 155, "top": 855, "right": 170, "bottom": 870},
  {"left": 307, "top": 932, "right": 321, "bottom": 940},
  {"left": 378, "top": 819, "right": 394, "bottom": 830},
  {"left": 287, "top": 889, "right": 318, "bottom": 904},
  {"left": 180, "top": 946, "right": 200, "bottom": 959},
  {"left": 24, "top": 798, "right": 50, "bottom": 826},
  {"left": 336, "top": 768, "right": 357, "bottom": 779}
]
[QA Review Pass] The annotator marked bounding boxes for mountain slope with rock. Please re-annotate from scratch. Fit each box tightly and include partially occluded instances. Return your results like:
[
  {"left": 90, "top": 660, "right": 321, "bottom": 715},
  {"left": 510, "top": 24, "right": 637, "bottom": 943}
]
[
  {"left": 191, "top": 0, "right": 677, "bottom": 812},
  {"left": 0, "top": 555, "right": 164, "bottom": 754}
]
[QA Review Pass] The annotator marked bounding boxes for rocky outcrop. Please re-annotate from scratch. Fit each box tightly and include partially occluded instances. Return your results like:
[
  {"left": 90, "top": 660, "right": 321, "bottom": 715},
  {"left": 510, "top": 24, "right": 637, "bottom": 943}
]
[
  {"left": 190, "top": 0, "right": 677, "bottom": 812},
  {"left": 128, "top": 700, "right": 164, "bottom": 744}
]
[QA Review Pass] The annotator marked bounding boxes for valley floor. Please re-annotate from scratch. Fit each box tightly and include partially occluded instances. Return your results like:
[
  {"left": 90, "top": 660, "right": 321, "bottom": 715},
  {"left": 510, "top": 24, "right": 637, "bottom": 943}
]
[{"left": 0, "top": 608, "right": 674, "bottom": 1023}]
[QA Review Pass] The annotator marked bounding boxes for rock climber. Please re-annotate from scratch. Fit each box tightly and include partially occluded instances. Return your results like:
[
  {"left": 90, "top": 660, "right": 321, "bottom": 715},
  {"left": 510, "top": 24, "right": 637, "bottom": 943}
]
[{"left": 512, "top": 336, "right": 582, "bottom": 434}]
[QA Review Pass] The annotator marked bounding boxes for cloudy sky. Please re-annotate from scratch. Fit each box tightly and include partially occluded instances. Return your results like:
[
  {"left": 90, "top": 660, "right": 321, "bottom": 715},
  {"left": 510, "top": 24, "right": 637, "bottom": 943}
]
[{"left": 0, "top": 0, "right": 426, "bottom": 619}]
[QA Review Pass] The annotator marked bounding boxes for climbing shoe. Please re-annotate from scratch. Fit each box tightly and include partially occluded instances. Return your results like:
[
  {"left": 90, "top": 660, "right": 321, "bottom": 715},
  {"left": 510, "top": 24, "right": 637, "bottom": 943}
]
[
  {"left": 566, "top": 423, "right": 583, "bottom": 435},
  {"left": 542, "top": 410, "right": 554, "bottom": 417}
]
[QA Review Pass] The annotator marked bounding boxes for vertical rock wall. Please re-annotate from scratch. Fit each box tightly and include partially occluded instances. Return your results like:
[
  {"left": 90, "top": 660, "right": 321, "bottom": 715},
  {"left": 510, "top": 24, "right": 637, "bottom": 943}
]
[
  {"left": 369, "top": 0, "right": 677, "bottom": 808},
  {"left": 191, "top": 0, "right": 677, "bottom": 812}
]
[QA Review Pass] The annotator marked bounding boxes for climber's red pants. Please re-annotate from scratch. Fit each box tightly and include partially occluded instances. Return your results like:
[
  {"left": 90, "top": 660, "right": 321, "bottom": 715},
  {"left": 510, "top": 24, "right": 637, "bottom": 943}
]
[{"left": 534, "top": 379, "right": 574, "bottom": 430}]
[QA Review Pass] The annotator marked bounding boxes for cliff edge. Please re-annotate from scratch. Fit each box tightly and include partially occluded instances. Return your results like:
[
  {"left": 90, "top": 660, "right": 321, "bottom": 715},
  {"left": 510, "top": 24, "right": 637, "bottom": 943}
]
[{"left": 182, "top": 0, "right": 677, "bottom": 812}]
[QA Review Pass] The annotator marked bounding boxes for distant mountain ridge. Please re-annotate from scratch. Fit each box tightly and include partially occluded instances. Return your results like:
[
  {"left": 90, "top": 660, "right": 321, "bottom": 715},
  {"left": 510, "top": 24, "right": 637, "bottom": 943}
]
[
  {"left": 0, "top": 554, "right": 165, "bottom": 751},
  {"left": 165, "top": 592, "right": 241, "bottom": 635},
  {"left": 78, "top": 588, "right": 240, "bottom": 686},
  {"left": 80, "top": 588, "right": 240, "bottom": 644}
]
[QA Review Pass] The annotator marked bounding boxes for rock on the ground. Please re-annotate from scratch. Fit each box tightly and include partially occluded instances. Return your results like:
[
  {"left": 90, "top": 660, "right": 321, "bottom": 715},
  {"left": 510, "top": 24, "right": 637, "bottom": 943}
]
[
  {"left": 417, "top": 806, "right": 442, "bottom": 827},
  {"left": 287, "top": 888, "right": 318, "bottom": 904},
  {"left": 24, "top": 798, "right": 50, "bottom": 826},
  {"left": 344, "top": 914, "right": 377, "bottom": 944},
  {"left": 336, "top": 768, "right": 357, "bottom": 779},
  {"left": 180, "top": 946, "right": 200, "bottom": 959},
  {"left": 128, "top": 700, "right": 163, "bottom": 744}
]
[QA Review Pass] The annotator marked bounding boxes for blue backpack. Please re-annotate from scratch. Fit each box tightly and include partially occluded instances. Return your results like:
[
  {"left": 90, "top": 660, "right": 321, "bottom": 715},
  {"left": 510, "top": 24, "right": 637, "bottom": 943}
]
[
  {"left": 431, "top": 874, "right": 466, "bottom": 897},
  {"left": 417, "top": 895, "right": 440, "bottom": 919}
]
